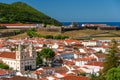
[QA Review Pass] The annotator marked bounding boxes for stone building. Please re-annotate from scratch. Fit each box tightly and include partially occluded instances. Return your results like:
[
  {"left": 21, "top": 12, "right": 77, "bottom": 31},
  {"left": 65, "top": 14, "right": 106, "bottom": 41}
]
[{"left": 0, "top": 43, "right": 37, "bottom": 71}]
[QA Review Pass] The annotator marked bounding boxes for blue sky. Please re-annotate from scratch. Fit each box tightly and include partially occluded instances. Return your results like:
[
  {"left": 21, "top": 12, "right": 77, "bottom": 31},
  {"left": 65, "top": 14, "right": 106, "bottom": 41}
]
[{"left": 0, "top": 0, "right": 120, "bottom": 22}]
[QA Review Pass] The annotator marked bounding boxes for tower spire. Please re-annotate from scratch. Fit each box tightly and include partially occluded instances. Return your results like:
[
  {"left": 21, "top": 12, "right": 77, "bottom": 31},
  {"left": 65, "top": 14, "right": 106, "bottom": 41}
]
[
  {"left": 18, "top": 43, "right": 22, "bottom": 51},
  {"left": 29, "top": 42, "right": 33, "bottom": 57}
]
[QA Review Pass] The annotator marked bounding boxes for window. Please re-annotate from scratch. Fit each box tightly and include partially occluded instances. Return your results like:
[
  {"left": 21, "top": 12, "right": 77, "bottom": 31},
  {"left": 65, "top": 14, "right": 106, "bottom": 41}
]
[
  {"left": 17, "top": 55, "right": 19, "bottom": 59},
  {"left": 22, "top": 56, "right": 23, "bottom": 59}
]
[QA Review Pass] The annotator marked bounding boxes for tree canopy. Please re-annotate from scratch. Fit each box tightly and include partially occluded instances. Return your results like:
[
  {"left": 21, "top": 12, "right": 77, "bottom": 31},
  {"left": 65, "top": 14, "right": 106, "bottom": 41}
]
[
  {"left": 36, "top": 48, "right": 55, "bottom": 66},
  {"left": 107, "top": 66, "right": 120, "bottom": 80},
  {"left": 40, "top": 48, "right": 55, "bottom": 59},
  {"left": 102, "top": 39, "right": 120, "bottom": 78}
]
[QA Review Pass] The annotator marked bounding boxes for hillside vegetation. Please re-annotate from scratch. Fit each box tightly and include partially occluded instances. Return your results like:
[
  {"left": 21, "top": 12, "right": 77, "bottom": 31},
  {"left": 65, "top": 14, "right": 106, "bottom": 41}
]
[{"left": 0, "top": 2, "right": 62, "bottom": 26}]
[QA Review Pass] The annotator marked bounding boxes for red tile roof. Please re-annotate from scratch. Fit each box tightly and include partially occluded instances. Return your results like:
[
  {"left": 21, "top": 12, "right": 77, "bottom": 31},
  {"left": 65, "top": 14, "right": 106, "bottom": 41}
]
[
  {"left": 0, "top": 69, "right": 7, "bottom": 75},
  {"left": 95, "top": 53, "right": 105, "bottom": 58},
  {"left": 64, "top": 60, "right": 75, "bottom": 66},
  {"left": 61, "top": 75, "right": 89, "bottom": 80},
  {"left": 33, "top": 70, "right": 44, "bottom": 74},
  {"left": 72, "top": 65, "right": 80, "bottom": 69},
  {"left": 75, "top": 57, "right": 95, "bottom": 61},
  {"left": 86, "top": 62, "right": 103, "bottom": 67},
  {"left": 0, "top": 44, "right": 4, "bottom": 48},
  {"left": 0, "top": 52, "right": 16, "bottom": 59},
  {"left": 39, "top": 78, "right": 48, "bottom": 80},
  {"left": 0, "top": 76, "right": 37, "bottom": 80},
  {"left": 0, "top": 24, "right": 34, "bottom": 26}
]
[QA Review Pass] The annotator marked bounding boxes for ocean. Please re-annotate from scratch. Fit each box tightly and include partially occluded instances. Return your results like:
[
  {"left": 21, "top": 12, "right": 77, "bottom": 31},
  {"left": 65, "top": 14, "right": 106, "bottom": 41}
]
[{"left": 61, "top": 22, "right": 120, "bottom": 27}]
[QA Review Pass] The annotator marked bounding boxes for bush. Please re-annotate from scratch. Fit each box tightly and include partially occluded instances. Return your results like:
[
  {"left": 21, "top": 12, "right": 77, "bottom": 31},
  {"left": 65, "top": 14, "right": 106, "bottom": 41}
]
[
  {"left": 0, "top": 26, "right": 7, "bottom": 29},
  {"left": 15, "top": 30, "right": 21, "bottom": 35},
  {"left": 27, "top": 28, "right": 37, "bottom": 38},
  {"left": 44, "top": 35, "right": 53, "bottom": 39},
  {"left": 0, "top": 63, "right": 9, "bottom": 69},
  {"left": 54, "top": 35, "right": 69, "bottom": 40}
]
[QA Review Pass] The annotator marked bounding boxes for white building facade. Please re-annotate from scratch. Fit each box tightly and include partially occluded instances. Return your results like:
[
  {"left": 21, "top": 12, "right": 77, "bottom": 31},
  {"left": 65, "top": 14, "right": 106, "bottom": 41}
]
[{"left": 0, "top": 43, "right": 37, "bottom": 71}]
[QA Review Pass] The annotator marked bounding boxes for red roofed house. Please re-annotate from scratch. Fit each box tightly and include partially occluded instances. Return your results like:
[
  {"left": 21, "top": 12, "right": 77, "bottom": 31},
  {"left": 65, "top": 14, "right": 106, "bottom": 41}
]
[
  {"left": 0, "top": 24, "right": 38, "bottom": 29},
  {"left": 60, "top": 75, "right": 89, "bottom": 80},
  {"left": 0, "top": 69, "right": 16, "bottom": 78},
  {"left": 83, "top": 61, "right": 103, "bottom": 74},
  {"left": 89, "top": 53, "right": 105, "bottom": 62},
  {"left": 0, "top": 43, "right": 37, "bottom": 71}
]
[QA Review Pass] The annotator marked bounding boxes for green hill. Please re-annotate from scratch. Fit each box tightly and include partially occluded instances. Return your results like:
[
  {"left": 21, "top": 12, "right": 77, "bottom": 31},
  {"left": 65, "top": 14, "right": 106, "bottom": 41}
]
[{"left": 0, "top": 2, "right": 62, "bottom": 26}]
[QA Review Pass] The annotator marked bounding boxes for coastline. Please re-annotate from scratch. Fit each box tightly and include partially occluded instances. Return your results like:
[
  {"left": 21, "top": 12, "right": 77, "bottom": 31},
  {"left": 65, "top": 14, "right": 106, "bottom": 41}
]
[{"left": 61, "top": 22, "right": 120, "bottom": 27}]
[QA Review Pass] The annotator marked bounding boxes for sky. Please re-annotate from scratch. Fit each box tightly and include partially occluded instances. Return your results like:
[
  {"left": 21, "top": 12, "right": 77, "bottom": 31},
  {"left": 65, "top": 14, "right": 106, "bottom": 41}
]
[{"left": 0, "top": 0, "right": 120, "bottom": 22}]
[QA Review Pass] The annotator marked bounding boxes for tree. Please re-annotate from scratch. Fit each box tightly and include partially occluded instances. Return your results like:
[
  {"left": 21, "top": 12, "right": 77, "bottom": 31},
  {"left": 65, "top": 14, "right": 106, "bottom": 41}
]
[
  {"left": 97, "top": 50, "right": 103, "bottom": 53},
  {"left": 36, "top": 52, "right": 43, "bottom": 66},
  {"left": 27, "top": 28, "right": 37, "bottom": 38},
  {"left": 0, "top": 62, "right": 9, "bottom": 69},
  {"left": 90, "top": 73, "right": 98, "bottom": 80},
  {"left": 107, "top": 65, "right": 120, "bottom": 80},
  {"left": 37, "top": 48, "right": 55, "bottom": 66},
  {"left": 102, "top": 39, "right": 119, "bottom": 77}
]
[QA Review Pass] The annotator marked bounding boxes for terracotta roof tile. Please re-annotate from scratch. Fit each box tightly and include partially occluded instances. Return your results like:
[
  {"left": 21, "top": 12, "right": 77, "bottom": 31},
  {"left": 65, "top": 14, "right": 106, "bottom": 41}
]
[
  {"left": 64, "top": 60, "right": 75, "bottom": 66},
  {"left": 33, "top": 70, "right": 44, "bottom": 74},
  {"left": 95, "top": 53, "right": 105, "bottom": 58},
  {"left": 0, "top": 44, "right": 4, "bottom": 48},
  {"left": 0, "top": 24, "right": 34, "bottom": 26},
  {"left": 86, "top": 62, "right": 103, "bottom": 67},
  {"left": 39, "top": 78, "right": 48, "bottom": 80},
  {"left": 61, "top": 75, "right": 89, "bottom": 80},
  {"left": 0, "top": 52, "right": 16, "bottom": 59},
  {"left": 0, "top": 69, "right": 8, "bottom": 75},
  {"left": 0, "top": 76, "right": 37, "bottom": 80}
]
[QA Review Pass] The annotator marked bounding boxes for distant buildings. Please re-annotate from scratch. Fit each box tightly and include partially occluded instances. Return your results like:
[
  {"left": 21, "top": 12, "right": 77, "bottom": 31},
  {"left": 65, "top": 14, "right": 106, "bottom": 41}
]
[
  {"left": 82, "top": 24, "right": 117, "bottom": 30},
  {"left": 69, "top": 22, "right": 80, "bottom": 27}
]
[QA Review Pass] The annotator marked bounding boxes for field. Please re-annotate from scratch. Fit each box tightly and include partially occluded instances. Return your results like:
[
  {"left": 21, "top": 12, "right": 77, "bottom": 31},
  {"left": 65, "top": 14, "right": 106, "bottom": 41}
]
[{"left": 1, "top": 29, "right": 120, "bottom": 40}]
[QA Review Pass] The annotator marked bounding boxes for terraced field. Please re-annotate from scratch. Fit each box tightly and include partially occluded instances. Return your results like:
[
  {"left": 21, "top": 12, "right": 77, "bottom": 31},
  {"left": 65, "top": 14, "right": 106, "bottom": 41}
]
[{"left": 1, "top": 29, "right": 120, "bottom": 40}]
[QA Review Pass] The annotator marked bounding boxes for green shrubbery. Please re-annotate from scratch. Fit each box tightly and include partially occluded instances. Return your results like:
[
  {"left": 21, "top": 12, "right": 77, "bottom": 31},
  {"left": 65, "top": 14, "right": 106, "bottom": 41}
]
[
  {"left": 27, "top": 28, "right": 69, "bottom": 39},
  {"left": 54, "top": 35, "right": 69, "bottom": 40},
  {"left": 0, "top": 26, "right": 7, "bottom": 29},
  {"left": 44, "top": 35, "right": 53, "bottom": 39},
  {"left": 0, "top": 62, "right": 9, "bottom": 69},
  {"left": 36, "top": 48, "right": 55, "bottom": 66}
]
